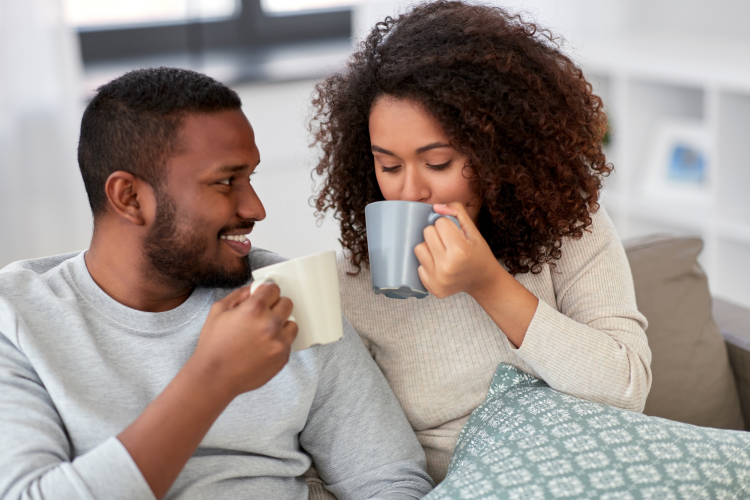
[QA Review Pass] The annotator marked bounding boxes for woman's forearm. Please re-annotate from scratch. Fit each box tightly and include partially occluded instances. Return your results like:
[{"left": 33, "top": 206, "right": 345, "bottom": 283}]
[{"left": 468, "top": 260, "right": 539, "bottom": 348}]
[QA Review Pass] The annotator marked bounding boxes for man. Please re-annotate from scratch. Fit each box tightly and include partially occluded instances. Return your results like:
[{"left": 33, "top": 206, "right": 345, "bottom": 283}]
[{"left": 0, "top": 68, "right": 433, "bottom": 500}]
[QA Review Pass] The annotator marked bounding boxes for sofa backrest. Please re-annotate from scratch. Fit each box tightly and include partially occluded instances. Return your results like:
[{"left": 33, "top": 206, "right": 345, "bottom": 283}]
[{"left": 623, "top": 234, "right": 745, "bottom": 430}]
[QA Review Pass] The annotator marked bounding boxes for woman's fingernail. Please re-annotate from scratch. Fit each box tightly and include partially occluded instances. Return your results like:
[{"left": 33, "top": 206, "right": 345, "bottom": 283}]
[{"left": 434, "top": 203, "right": 447, "bottom": 209}]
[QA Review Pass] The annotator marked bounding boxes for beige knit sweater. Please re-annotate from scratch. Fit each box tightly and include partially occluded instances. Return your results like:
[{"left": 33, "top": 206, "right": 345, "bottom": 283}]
[{"left": 336, "top": 206, "right": 651, "bottom": 483}]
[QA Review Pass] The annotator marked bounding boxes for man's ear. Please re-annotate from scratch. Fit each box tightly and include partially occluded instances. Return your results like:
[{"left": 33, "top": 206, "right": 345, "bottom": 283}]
[{"left": 104, "top": 171, "right": 155, "bottom": 226}]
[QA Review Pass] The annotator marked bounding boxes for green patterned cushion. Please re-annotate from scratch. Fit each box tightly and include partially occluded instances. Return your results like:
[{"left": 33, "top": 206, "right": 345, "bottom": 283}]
[{"left": 424, "top": 364, "right": 750, "bottom": 500}]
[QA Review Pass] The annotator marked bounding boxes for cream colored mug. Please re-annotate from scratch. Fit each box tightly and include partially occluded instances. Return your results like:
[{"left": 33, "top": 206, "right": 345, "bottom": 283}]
[{"left": 249, "top": 251, "right": 343, "bottom": 352}]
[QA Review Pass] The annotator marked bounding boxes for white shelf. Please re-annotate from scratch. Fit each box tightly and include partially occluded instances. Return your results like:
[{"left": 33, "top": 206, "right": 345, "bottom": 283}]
[
  {"left": 601, "top": 192, "right": 708, "bottom": 234},
  {"left": 581, "top": 34, "right": 750, "bottom": 309},
  {"left": 716, "top": 220, "right": 750, "bottom": 247},
  {"left": 577, "top": 34, "right": 750, "bottom": 94}
]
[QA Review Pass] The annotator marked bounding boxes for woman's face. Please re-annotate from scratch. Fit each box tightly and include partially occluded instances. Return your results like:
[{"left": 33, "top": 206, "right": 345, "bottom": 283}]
[{"left": 369, "top": 96, "right": 480, "bottom": 222}]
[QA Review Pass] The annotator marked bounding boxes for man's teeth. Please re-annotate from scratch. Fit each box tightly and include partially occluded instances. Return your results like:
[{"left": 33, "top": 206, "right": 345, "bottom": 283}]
[{"left": 220, "top": 234, "right": 250, "bottom": 242}]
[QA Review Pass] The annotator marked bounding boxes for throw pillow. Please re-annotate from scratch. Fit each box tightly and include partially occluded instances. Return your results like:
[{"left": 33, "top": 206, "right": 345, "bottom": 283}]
[{"left": 425, "top": 363, "right": 750, "bottom": 500}]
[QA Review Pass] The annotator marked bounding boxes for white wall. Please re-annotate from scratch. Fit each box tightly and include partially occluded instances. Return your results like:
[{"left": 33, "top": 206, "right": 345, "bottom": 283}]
[
  {"left": 3, "top": 0, "right": 749, "bottom": 268},
  {"left": 0, "top": 0, "right": 91, "bottom": 268},
  {"left": 354, "top": 0, "right": 749, "bottom": 53},
  {"left": 624, "top": 0, "right": 750, "bottom": 42},
  {"left": 353, "top": 0, "right": 626, "bottom": 50},
  {"left": 235, "top": 79, "right": 342, "bottom": 259},
  {"left": 0, "top": 74, "right": 341, "bottom": 267}
]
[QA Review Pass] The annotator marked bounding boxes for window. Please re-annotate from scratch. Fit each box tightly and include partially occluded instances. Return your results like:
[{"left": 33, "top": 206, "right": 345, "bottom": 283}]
[
  {"left": 64, "top": 0, "right": 240, "bottom": 29},
  {"left": 72, "top": 0, "right": 352, "bottom": 76},
  {"left": 261, "top": 0, "right": 358, "bottom": 15}
]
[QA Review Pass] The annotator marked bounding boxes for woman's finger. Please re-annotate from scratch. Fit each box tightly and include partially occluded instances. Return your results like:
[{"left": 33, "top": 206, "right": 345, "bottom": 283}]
[
  {"left": 433, "top": 215, "right": 466, "bottom": 251},
  {"left": 417, "top": 265, "right": 433, "bottom": 293},
  {"left": 433, "top": 202, "right": 479, "bottom": 240},
  {"left": 414, "top": 241, "right": 435, "bottom": 273},
  {"left": 423, "top": 224, "right": 447, "bottom": 261}
]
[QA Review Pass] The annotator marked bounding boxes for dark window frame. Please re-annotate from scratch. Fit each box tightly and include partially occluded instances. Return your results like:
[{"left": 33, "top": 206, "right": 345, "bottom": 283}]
[{"left": 78, "top": 0, "right": 352, "bottom": 63}]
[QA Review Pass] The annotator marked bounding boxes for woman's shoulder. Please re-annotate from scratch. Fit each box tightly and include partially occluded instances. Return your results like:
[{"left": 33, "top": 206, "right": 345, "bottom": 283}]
[
  {"left": 552, "top": 204, "right": 634, "bottom": 289},
  {"left": 336, "top": 250, "right": 357, "bottom": 271},
  {"left": 336, "top": 251, "right": 373, "bottom": 291},
  {"left": 588, "top": 204, "right": 616, "bottom": 235},
  {"left": 514, "top": 205, "right": 620, "bottom": 285},
  {"left": 559, "top": 204, "right": 621, "bottom": 257}
]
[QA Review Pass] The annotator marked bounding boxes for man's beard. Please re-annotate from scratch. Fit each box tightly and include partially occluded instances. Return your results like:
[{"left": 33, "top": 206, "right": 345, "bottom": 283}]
[{"left": 143, "top": 194, "right": 253, "bottom": 289}]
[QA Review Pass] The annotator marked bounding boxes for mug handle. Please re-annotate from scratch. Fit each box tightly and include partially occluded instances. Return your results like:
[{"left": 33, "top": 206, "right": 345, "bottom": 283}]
[
  {"left": 250, "top": 277, "right": 296, "bottom": 323},
  {"left": 427, "top": 212, "right": 460, "bottom": 229}
]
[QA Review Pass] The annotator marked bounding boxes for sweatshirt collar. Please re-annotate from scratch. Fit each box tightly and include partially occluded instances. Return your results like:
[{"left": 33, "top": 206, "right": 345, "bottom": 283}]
[{"left": 65, "top": 251, "right": 215, "bottom": 334}]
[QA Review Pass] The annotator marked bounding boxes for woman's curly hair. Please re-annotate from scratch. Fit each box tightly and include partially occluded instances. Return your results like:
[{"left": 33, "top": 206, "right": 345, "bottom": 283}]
[{"left": 311, "top": 0, "right": 611, "bottom": 275}]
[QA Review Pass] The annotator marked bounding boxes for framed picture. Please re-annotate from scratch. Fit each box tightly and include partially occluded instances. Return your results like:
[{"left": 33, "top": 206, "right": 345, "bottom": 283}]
[{"left": 641, "top": 119, "right": 711, "bottom": 205}]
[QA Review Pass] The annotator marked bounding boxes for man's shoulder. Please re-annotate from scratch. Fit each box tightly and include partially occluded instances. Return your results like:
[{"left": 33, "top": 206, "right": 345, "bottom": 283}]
[
  {"left": 0, "top": 251, "right": 83, "bottom": 279},
  {"left": 248, "top": 247, "right": 287, "bottom": 270},
  {"left": 0, "top": 251, "right": 84, "bottom": 341},
  {"left": 0, "top": 251, "right": 83, "bottom": 297}
]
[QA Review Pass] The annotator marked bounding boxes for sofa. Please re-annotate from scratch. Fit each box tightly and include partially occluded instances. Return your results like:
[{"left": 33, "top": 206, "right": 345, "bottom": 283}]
[
  {"left": 413, "top": 234, "right": 750, "bottom": 500},
  {"left": 308, "top": 234, "right": 750, "bottom": 500},
  {"left": 623, "top": 234, "right": 749, "bottom": 432}
]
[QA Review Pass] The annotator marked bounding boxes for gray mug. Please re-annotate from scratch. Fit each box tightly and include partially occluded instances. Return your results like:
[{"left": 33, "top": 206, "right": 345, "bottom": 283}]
[{"left": 365, "top": 200, "right": 460, "bottom": 299}]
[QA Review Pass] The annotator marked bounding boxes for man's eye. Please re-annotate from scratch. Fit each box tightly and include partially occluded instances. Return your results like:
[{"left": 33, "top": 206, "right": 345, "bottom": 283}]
[{"left": 218, "top": 179, "right": 231, "bottom": 185}]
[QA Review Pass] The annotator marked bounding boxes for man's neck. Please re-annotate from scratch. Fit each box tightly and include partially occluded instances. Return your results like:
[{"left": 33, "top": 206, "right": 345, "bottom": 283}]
[{"left": 85, "top": 224, "right": 194, "bottom": 313}]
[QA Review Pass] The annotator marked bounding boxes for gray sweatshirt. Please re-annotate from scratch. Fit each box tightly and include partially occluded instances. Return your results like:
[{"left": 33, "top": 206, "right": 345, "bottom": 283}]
[{"left": 0, "top": 248, "right": 433, "bottom": 500}]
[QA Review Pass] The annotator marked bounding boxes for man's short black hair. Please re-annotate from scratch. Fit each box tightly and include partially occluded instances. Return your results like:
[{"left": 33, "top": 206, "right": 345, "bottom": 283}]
[{"left": 78, "top": 67, "right": 242, "bottom": 216}]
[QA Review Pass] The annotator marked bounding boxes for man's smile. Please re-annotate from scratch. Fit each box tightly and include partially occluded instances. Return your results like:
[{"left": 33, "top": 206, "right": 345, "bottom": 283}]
[{"left": 220, "top": 229, "right": 253, "bottom": 256}]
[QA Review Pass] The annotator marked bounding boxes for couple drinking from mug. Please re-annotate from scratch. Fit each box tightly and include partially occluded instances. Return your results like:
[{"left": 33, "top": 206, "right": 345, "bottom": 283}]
[{"left": 0, "top": 1, "right": 651, "bottom": 499}]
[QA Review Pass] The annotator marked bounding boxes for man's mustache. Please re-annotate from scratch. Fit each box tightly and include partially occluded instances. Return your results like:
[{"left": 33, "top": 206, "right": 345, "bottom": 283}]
[{"left": 219, "top": 221, "right": 256, "bottom": 235}]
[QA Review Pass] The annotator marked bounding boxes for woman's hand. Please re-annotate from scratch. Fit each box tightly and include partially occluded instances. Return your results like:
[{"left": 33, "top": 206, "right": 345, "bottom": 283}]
[
  {"left": 415, "top": 202, "right": 539, "bottom": 348},
  {"left": 415, "top": 202, "right": 502, "bottom": 299}
]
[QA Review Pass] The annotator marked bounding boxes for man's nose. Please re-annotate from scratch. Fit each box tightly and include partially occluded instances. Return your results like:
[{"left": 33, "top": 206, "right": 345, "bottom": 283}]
[
  {"left": 238, "top": 182, "right": 266, "bottom": 222},
  {"left": 400, "top": 165, "right": 430, "bottom": 203}
]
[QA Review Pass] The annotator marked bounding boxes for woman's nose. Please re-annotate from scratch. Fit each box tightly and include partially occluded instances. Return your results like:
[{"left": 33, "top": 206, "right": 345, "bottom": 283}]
[{"left": 400, "top": 165, "right": 430, "bottom": 203}]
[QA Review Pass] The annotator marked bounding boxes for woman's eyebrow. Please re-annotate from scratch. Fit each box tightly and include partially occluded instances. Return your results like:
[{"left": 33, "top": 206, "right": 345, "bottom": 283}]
[
  {"left": 415, "top": 142, "right": 451, "bottom": 154},
  {"left": 371, "top": 142, "right": 452, "bottom": 155},
  {"left": 371, "top": 145, "right": 395, "bottom": 155}
]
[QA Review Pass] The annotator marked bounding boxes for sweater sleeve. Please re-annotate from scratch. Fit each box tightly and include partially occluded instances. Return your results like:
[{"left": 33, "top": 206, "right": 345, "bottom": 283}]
[
  {"left": 0, "top": 328, "right": 154, "bottom": 500},
  {"left": 299, "top": 319, "right": 434, "bottom": 500},
  {"left": 514, "top": 207, "right": 652, "bottom": 412}
]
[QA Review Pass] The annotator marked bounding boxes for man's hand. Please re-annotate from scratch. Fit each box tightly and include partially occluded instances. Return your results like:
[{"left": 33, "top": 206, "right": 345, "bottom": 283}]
[
  {"left": 118, "top": 282, "right": 297, "bottom": 499},
  {"left": 193, "top": 282, "right": 298, "bottom": 398}
]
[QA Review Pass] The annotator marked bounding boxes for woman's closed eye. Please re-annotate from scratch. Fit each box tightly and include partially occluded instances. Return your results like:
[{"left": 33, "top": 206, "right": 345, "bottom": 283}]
[
  {"left": 380, "top": 165, "right": 401, "bottom": 173},
  {"left": 427, "top": 160, "right": 452, "bottom": 171}
]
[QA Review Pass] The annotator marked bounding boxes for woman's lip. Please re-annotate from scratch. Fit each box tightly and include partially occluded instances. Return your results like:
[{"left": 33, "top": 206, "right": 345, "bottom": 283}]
[{"left": 222, "top": 238, "right": 252, "bottom": 257}]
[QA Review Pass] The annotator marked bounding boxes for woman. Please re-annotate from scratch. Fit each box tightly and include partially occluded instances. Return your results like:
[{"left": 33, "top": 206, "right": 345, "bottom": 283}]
[{"left": 311, "top": 0, "right": 650, "bottom": 483}]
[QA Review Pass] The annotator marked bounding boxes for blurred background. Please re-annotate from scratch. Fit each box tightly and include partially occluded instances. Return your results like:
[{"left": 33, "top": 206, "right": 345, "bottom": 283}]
[{"left": 1, "top": 0, "right": 749, "bottom": 306}]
